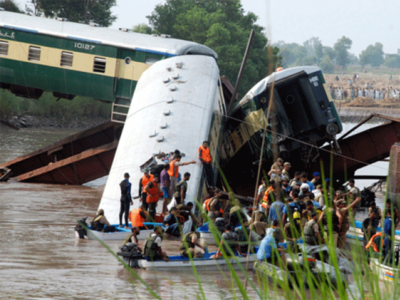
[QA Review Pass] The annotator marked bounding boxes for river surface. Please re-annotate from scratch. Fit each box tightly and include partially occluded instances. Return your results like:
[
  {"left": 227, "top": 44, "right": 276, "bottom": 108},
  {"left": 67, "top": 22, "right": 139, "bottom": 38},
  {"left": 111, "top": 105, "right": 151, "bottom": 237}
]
[{"left": 0, "top": 123, "right": 389, "bottom": 298}]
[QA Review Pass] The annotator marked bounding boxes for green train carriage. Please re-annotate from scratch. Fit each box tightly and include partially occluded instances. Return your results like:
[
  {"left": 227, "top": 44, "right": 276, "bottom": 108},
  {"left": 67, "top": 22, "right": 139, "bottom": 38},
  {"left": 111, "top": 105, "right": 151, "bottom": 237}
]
[{"left": 0, "top": 11, "right": 217, "bottom": 105}]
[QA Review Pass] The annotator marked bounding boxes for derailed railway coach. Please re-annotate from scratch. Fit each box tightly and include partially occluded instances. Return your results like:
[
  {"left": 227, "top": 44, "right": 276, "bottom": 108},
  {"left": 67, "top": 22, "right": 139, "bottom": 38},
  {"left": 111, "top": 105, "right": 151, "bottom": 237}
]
[
  {"left": 220, "top": 67, "right": 342, "bottom": 194},
  {"left": 0, "top": 11, "right": 217, "bottom": 104}
]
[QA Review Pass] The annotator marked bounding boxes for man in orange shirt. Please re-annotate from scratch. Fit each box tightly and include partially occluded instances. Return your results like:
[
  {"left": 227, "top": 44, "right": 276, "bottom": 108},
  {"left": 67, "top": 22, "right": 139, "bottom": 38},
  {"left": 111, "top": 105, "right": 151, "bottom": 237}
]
[
  {"left": 144, "top": 176, "right": 161, "bottom": 222},
  {"left": 199, "top": 141, "right": 214, "bottom": 188},
  {"left": 139, "top": 169, "right": 154, "bottom": 213},
  {"left": 168, "top": 154, "right": 195, "bottom": 197}
]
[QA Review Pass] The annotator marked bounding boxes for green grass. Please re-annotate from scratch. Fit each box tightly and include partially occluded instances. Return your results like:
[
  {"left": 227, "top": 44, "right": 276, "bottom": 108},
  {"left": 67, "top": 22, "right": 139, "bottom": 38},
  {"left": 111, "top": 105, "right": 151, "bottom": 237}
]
[{"left": 0, "top": 89, "right": 111, "bottom": 120}]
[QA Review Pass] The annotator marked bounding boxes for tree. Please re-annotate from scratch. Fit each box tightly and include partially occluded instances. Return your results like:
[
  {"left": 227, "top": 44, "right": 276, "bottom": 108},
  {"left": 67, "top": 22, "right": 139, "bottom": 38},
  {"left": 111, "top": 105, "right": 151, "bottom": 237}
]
[
  {"left": 132, "top": 24, "right": 153, "bottom": 35},
  {"left": 144, "top": 0, "right": 281, "bottom": 97},
  {"left": 314, "top": 42, "right": 324, "bottom": 64},
  {"left": 333, "top": 36, "right": 352, "bottom": 68},
  {"left": 359, "top": 43, "right": 384, "bottom": 67},
  {"left": 323, "top": 46, "right": 336, "bottom": 62},
  {"left": 35, "top": 0, "right": 116, "bottom": 27},
  {"left": 303, "top": 37, "right": 321, "bottom": 56},
  {"left": 319, "top": 55, "right": 334, "bottom": 73},
  {"left": 384, "top": 54, "right": 400, "bottom": 69},
  {"left": 0, "top": 0, "right": 22, "bottom": 12}
]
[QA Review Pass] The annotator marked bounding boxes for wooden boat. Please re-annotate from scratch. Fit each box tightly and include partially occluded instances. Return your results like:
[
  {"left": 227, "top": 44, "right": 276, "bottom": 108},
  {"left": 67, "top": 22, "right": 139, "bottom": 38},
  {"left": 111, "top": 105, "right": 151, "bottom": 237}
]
[
  {"left": 136, "top": 251, "right": 258, "bottom": 271},
  {"left": 75, "top": 222, "right": 163, "bottom": 241},
  {"left": 0, "top": 167, "right": 11, "bottom": 182}
]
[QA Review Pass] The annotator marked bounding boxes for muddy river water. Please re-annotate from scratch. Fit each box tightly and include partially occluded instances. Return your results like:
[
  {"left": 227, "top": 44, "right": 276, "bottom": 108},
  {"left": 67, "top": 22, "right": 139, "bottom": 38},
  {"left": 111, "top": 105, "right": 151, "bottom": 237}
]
[{"left": 0, "top": 124, "right": 389, "bottom": 299}]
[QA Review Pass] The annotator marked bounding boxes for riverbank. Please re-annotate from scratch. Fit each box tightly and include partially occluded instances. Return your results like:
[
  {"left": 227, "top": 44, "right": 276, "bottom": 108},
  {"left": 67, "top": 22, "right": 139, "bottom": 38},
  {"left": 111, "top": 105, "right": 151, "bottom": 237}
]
[{"left": 334, "top": 102, "right": 400, "bottom": 122}]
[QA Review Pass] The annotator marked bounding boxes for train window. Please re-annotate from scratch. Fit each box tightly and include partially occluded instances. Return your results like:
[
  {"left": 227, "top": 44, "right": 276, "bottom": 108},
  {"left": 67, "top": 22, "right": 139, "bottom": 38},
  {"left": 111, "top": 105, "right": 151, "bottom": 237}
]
[
  {"left": 145, "top": 57, "right": 158, "bottom": 65},
  {"left": 93, "top": 57, "right": 106, "bottom": 73},
  {"left": 0, "top": 40, "right": 8, "bottom": 56},
  {"left": 60, "top": 51, "right": 73, "bottom": 67},
  {"left": 235, "top": 127, "right": 244, "bottom": 145},
  {"left": 28, "top": 46, "right": 41, "bottom": 61}
]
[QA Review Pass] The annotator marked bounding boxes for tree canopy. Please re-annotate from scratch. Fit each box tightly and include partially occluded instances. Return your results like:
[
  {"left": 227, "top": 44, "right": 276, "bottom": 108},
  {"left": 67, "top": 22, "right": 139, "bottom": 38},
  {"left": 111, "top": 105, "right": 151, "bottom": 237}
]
[
  {"left": 136, "top": 0, "right": 281, "bottom": 98},
  {"left": 359, "top": 42, "right": 384, "bottom": 67},
  {"left": 333, "top": 36, "right": 352, "bottom": 68},
  {"left": 0, "top": 0, "right": 22, "bottom": 12},
  {"left": 32, "top": 0, "right": 116, "bottom": 27}
]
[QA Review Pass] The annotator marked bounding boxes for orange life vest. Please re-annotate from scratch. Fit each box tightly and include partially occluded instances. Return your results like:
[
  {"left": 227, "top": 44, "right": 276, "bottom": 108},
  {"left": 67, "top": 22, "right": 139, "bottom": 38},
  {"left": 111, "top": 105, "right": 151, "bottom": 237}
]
[
  {"left": 205, "top": 198, "right": 212, "bottom": 211},
  {"left": 365, "top": 232, "right": 383, "bottom": 252},
  {"left": 141, "top": 174, "right": 154, "bottom": 188},
  {"left": 262, "top": 186, "right": 274, "bottom": 203},
  {"left": 129, "top": 208, "right": 146, "bottom": 227},
  {"left": 145, "top": 182, "right": 160, "bottom": 203},
  {"left": 167, "top": 160, "right": 179, "bottom": 178},
  {"left": 199, "top": 146, "right": 212, "bottom": 163},
  {"left": 205, "top": 197, "right": 224, "bottom": 214}
]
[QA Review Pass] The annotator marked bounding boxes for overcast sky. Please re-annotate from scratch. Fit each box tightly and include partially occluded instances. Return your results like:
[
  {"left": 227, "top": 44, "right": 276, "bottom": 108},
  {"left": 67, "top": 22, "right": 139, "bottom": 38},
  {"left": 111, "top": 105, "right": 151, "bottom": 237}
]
[{"left": 15, "top": 0, "right": 400, "bottom": 55}]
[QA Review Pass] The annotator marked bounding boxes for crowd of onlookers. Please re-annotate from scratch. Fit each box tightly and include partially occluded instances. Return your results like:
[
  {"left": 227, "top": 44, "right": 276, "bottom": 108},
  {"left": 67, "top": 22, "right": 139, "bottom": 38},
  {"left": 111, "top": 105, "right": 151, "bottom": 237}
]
[{"left": 329, "top": 73, "right": 400, "bottom": 101}]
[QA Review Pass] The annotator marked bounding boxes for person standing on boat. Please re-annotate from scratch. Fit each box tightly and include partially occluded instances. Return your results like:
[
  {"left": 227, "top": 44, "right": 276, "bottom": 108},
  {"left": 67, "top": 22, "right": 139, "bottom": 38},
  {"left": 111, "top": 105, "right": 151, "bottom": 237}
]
[
  {"left": 144, "top": 176, "right": 160, "bottom": 222},
  {"left": 270, "top": 158, "right": 283, "bottom": 172},
  {"left": 207, "top": 192, "right": 223, "bottom": 222},
  {"left": 268, "top": 196, "right": 284, "bottom": 225},
  {"left": 362, "top": 211, "right": 379, "bottom": 247},
  {"left": 304, "top": 211, "right": 325, "bottom": 246},
  {"left": 336, "top": 197, "right": 362, "bottom": 249},
  {"left": 257, "top": 228, "right": 286, "bottom": 267},
  {"left": 143, "top": 226, "right": 169, "bottom": 262},
  {"left": 179, "top": 231, "right": 207, "bottom": 259},
  {"left": 160, "top": 164, "right": 171, "bottom": 215},
  {"left": 173, "top": 172, "right": 190, "bottom": 205},
  {"left": 168, "top": 154, "right": 196, "bottom": 198},
  {"left": 199, "top": 141, "right": 215, "bottom": 188},
  {"left": 164, "top": 207, "right": 185, "bottom": 237},
  {"left": 383, "top": 209, "right": 394, "bottom": 261},
  {"left": 289, "top": 172, "right": 302, "bottom": 189},
  {"left": 344, "top": 179, "right": 361, "bottom": 213},
  {"left": 385, "top": 199, "right": 400, "bottom": 229},
  {"left": 305, "top": 201, "right": 322, "bottom": 221},
  {"left": 119, "top": 173, "right": 133, "bottom": 229},
  {"left": 368, "top": 202, "right": 382, "bottom": 227},
  {"left": 139, "top": 169, "right": 154, "bottom": 213}
]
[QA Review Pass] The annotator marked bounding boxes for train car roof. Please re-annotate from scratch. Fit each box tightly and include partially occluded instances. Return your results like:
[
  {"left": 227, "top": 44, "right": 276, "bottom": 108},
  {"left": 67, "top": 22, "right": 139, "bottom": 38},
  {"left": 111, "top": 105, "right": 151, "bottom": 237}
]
[
  {"left": 0, "top": 11, "right": 218, "bottom": 59},
  {"left": 233, "top": 66, "right": 321, "bottom": 111}
]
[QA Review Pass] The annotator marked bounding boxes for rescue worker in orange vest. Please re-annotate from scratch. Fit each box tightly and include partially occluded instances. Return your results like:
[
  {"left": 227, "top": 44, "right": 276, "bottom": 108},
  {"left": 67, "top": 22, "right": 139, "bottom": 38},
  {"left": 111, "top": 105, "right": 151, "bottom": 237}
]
[
  {"left": 199, "top": 141, "right": 215, "bottom": 188},
  {"left": 139, "top": 169, "right": 154, "bottom": 213},
  {"left": 365, "top": 232, "right": 383, "bottom": 261},
  {"left": 128, "top": 205, "right": 148, "bottom": 229},
  {"left": 168, "top": 154, "right": 196, "bottom": 198},
  {"left": 144, "top": 176, "right": 160, "bottom": 222}
]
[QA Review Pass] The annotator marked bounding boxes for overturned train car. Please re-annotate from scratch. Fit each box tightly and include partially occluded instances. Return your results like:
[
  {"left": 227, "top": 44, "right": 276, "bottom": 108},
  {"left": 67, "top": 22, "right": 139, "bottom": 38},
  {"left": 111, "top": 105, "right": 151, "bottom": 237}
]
[{"left": 220, "top": 67, "right": 342, "bottom": 194}]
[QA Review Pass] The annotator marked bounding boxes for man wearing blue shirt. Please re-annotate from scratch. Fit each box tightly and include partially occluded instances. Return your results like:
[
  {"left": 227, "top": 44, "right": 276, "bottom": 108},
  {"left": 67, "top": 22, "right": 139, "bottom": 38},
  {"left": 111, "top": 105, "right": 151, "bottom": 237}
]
[
  {"left": 300, "top": 173, "right": 315, "bottom": 192},
  {"left": 383, "top": 210, "right": 394, "bottom": 260},
  {"left": 268, "top": 198, "right": 284, "bottom": 224},
  {"left": 257, "top": 228, "right": 286, "bottom": 267}
]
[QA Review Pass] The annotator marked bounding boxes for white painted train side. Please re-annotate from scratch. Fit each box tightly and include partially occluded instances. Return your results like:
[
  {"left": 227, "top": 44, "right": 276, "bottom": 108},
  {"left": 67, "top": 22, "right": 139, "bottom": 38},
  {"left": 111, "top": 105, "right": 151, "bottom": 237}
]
[{"left": 98, "top": 55, "right": 225, "bottom": 224}]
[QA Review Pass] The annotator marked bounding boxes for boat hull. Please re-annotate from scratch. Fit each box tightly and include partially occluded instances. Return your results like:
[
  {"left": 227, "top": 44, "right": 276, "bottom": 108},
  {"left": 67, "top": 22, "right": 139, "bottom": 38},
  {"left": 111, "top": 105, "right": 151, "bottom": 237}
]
[
  {"left": 370, "top": 258, "right": 397, "bottom": 282},
  {"left": 75, "top": 223, "right": 163, "bottom": 241},
  {"left": 137, "top": 252, "right": 257, "bottom": 271}
]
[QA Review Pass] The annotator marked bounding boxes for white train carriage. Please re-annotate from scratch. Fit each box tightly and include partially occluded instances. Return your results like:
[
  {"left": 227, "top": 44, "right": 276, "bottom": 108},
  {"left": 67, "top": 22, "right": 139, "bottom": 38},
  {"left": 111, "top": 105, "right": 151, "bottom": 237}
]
[{"left": 98, "top": 55, "right": 226, "bottom": 225}]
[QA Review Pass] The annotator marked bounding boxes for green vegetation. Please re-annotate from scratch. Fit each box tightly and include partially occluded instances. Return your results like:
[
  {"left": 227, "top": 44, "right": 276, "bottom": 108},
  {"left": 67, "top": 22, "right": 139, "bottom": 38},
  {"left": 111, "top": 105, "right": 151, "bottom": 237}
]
[
  {"left": 0, "top": 89, "right": 111, "bottom": 120},
  {"left": 0, "top": 0, "right": 22, "bottom": 12},
  {"left": 133, "top": 0, "right": 282, "bottom": 97},
  {"left": 26, "top": 0, "right": 116, "bottom": 27},
  {"left": 360, "top": 43, "right": 385, "bottom": 68}
]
